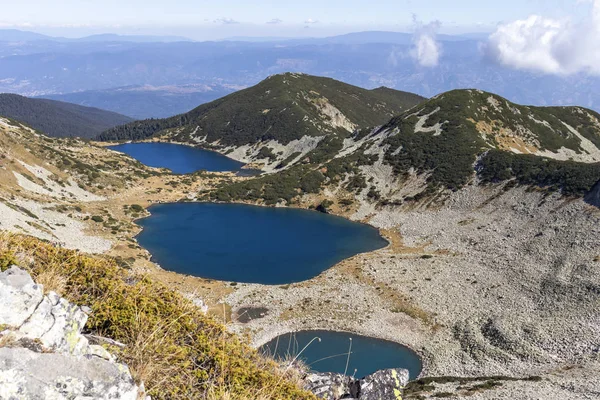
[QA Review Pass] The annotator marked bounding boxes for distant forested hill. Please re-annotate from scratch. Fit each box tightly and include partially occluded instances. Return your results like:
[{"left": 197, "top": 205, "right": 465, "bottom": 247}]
[
  {"left": 0, "top": 94, "right": 134, "bottom": 138},
  {"left": 98, "top": 73, "right": 426, "bottom": 145},
  {"left": 42, "top": 86, "right": 235, "bottom": 120}
]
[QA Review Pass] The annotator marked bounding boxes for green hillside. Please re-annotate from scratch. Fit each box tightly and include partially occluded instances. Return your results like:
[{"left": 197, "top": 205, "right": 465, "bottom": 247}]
[
  {"left": 0, "top": 93, "right": 134, "bottom": 139},
  {"left": 211, "top": 89, "right": 600, "bottom": 204},
  {"left": 97, "top": 73, "right": 426, "bottom": 145}
]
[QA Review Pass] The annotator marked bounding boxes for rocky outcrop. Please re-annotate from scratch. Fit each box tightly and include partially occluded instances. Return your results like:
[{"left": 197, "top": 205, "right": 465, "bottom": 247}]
[
  {"left": 304, "top": 368, "right": 409, "bottom": 399},
  {"left": 0, "top": 266, "right": 146, "bottom": 400}
]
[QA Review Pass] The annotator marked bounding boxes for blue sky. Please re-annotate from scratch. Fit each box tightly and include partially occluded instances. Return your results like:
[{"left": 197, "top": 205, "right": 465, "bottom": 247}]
[{"left": 0, "top": 0, "right": 593, "bottom": 39}]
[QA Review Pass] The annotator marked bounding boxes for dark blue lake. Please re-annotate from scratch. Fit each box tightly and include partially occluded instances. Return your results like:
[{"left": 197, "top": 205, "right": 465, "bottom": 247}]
[
  {"left": 136, "top": 203, "right": 388, "bottom": 284},
  {"left": 108, "top": 142, "right": 245, "bottom": 174},
  {"left": 260, "top": 330, "right": 422, "bottom": 379}
]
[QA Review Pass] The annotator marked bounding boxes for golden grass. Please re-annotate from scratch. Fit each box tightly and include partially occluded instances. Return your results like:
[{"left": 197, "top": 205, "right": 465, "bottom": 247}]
[{"left": 0, "top": 232, "right": 315, "bottom": 400}]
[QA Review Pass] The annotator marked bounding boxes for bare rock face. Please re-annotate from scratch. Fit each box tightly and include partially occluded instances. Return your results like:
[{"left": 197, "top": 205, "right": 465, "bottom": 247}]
[
  {"left": 304, "top": 372, "right": 358, "bottom": 399},
  {"left": 0, "top": 347, "right": 139, "bottom": 400},
  {"left": 0, "top": 265, "right": 146, "bottom": 400},
  {"left": 360, "top": 369, "right": 409, "bottom": 400},
  {"left": 0, "top": 266, "right": 44, "bottom": 327},
  {"left": 304, "top": 368, "right": 409, "bottom": 400}
]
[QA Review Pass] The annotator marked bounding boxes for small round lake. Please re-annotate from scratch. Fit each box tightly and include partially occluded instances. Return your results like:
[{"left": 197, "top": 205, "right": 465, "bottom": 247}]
[
  {"left": 260, "top": 330, "right": 422, "bottom": 379},
  {"left": 108, "top": 142, "right": 245, "bottom": 174},
  {"left": 136, "top": 203, "right": 388, "bottom": 284}
]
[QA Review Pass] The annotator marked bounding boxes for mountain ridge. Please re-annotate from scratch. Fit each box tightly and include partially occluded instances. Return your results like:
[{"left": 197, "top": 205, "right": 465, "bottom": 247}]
[
  {"left": 0, "top": 93, "right": 134, "bottom": 138},
  {"left": 98, "top": 73, "right": 426, "bottom": 144},
  {"left": 203, "top": 87, "right": 600, "bottom": 204}
]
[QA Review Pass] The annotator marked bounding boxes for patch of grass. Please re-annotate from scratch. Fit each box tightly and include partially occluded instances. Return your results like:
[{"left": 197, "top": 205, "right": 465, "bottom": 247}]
[
  {"left": 0, "top": 233, "right": 315, "bottom": 400},
  {"left": 0, "top": 249, "right": 17, "bottom": 272}
]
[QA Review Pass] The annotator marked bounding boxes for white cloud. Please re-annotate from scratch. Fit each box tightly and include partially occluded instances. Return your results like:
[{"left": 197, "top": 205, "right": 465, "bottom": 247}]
[
  {"left": 266, "top": 18, "right": 283, "bottom": 24},
  {"left": 214, "top": 17, "right": 239, "bottom": 25},
  {"left": 410, "top": 18, "right": 442, "bottom": 67},
  {"left": 484, "top": 0, "right": 600, "bottom": 75},
  {"left": 304, "top": 18, "right": 319, "bottom": 24}
]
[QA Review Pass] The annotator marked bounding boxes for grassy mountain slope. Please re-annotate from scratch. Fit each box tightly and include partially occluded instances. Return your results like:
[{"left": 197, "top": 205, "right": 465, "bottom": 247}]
[
  {"left": 212, "top": 89, "right": 600, "bottom": 205},
  {"left": 98, "top": 73, "right": 426, "bottom": 146},
  {"left": 0, "top": 233, "right": 314, "bottom": 400},
  {"left": 0, "top": 93, "right": 134, "bottom": 138}
]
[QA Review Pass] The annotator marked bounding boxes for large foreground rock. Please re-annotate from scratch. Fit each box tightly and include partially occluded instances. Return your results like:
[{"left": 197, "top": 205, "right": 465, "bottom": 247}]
[
  {"left": 0, "top": 347, "right": 139, "bottom": 400},
  {"left": 0, "top": 265, "right": 146, "bottom": 400},
  {"left": 0, "top": 266, "right": 43, "bottom": 327},
  {"left": 304, "top": 368, "right": 409, "bottom": 399}
]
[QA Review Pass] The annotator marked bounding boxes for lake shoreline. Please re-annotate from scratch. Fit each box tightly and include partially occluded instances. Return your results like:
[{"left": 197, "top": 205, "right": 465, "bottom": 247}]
[
  {"left": 84, "top": 142, "right": 600, "bottom": 397},
  {"left": 133, "top": 201, "right": 388, "bottom": 285}
]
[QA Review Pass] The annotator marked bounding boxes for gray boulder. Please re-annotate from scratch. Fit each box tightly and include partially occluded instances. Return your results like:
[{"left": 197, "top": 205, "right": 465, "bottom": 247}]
[
  {"left": 304, "top": 368, "right": 409, "bottom": 400},
  {"left": 0, "top": 266, "right": 146, "bottom": 399},
  {"left": 18, "top": 292, "right": 92, "bottom": 356},
  {"left": 360, "top": 368, "right": 409, "bottom": 400},
  {"left": 0, "top": 347, "right": 139, "bottom": 400},
  {"left": 304, "top": 372, "right": 358, "bottom": 399},
  {"left": 0, "top": 266, "right": 43, "bottom": 327}
]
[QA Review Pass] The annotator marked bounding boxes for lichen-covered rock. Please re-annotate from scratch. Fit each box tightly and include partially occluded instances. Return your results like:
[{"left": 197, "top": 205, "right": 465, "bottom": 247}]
[
  {"left": 304, "top": 372, "right": 358, "bottom": 399},
  {"left": 359, "top": 368, "right": 409, "bottom": 400},
  {"left": 0, "top": 266, "right": 146, "bottom": 399},
  {"left": 0, "top": 266, "right": 43, "bottom": 327},
  {"left": 304, "top": 368, "right": 409, "bottom": 399},
  {"left": 0, "top": 347, "right": 139, "bottom": 400},
  {"left": 18, "top": 292, "right": 91, "bottom": 355}
]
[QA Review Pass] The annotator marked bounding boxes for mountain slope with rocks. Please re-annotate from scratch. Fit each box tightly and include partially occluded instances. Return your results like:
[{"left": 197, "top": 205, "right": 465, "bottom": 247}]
[
  {"left": 1, "top": 78, "right": 599, "bottom": 399},
  {"left": 192, "top": 86, "right": 600, "bottom": 399},
  {"left": 210, "top": 88, "right": 600, "bottom": 206},
  {"left": 98, "top": 73, "right": 425, "bottom": 171}
]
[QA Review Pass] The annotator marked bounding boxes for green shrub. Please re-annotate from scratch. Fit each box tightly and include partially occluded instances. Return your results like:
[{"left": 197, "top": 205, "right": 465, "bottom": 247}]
[
  {"left": 130, "top": 204, "right": 144, "bottom": 213},
  {"left": 478, "top": 150, "right": 600, "bottom": 196}
]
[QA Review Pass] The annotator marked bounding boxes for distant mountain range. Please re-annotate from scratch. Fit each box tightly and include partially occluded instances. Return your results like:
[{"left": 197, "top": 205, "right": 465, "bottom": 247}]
[
  {"left": 0, "top": 94, "right": 133, "bottom": 138},
  {"left": 41, "top": 85, "right": 236, "bottom": 120},
  {"left": 0, "top": 29, "right": 192, "bottom": 43},
  {"left": 223, "top": 31, "right": 491, "bottom": 44},
  {"left": 1, "top": 29, "right": 599, "bottom": 119}
]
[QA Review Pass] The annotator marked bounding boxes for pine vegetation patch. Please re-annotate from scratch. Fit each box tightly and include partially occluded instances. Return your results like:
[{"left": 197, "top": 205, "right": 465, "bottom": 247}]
[{"left": 478, "top": 150, "right": 600, "bottom": 196}]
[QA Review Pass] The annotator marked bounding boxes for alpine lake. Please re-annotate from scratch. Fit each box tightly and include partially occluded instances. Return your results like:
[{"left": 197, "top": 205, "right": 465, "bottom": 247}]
[{"left": 111, "top": 142, "right": 422, "bottom": 378}]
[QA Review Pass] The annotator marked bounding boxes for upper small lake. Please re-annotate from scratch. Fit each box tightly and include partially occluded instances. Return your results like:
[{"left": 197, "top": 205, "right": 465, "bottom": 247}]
[
  {"left": 260, "top": 330, "right": 423, "bottom": 379},
  {"left": 136, "top": 203, "right": 388, "bottom": 284},
  {"left": 108, "top": 142, "right": 245, "bottom": 174}
]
